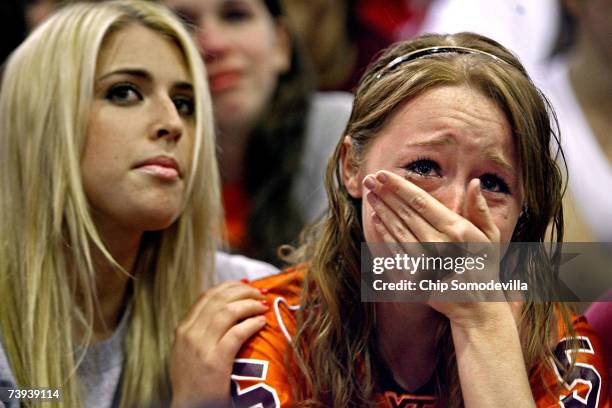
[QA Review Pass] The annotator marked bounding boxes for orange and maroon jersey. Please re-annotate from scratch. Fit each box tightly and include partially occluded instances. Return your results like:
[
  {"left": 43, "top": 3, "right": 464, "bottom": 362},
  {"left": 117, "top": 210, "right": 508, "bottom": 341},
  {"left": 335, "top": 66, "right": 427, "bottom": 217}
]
[{"left": 232, "top": 268, "right": 610, "bottom": 407}]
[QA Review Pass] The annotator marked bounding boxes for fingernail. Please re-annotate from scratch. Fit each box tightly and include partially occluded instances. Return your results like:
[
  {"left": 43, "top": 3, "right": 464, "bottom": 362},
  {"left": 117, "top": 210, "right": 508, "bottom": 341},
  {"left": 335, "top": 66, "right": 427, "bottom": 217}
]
[
  {"left": 260, "top": 300, "right": 269, "bottom": 306},
  {"left": 372, "top": 213, "right": 382, "bottom": 224},
  {"left": 259, "top": 288, "right": 268, "bottom": 294},
  {"left": 367, "top": 192, "right": 378, "bottom": 205},
  {"left": 240, "top": 278, "right": 250, "bottom": 283},
  {"left": 475, "top": 180, "right": 483, "bottom": 196},
  {"left": 376, "top": 172, "right": 388, "bottom": 183},
  {"left": 363, "top": 176, "right": 376, "bottom": 190}
]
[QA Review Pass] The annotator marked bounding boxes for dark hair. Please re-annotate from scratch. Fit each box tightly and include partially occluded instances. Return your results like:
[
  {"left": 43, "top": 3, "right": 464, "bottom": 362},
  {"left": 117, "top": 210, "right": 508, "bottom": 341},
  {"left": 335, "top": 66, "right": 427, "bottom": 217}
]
[
  {"left": 263, "top": 0, "right": 282, "bottom": 17},
  {"left": 241, "top": 0, "right": 313, "bottom": 265},
  {"left": 549, "top": 1, "right": 577, "bottom": 58},
  {"left": 1, "top": 0, "right": 28, "bottom": 65}
]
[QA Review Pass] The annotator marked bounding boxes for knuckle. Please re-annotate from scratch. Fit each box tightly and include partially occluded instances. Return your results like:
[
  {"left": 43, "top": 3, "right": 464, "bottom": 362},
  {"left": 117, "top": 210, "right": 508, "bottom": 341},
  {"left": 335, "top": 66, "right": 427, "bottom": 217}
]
[
  {"left": 210, "top": 311, "right": 229, "bottom": 330},
  {"left": 223, "top": 302, "right": 241, "bottom": 317},
  {"left": 435, "top": 235, "right": 451, "bottom": 244},
  {"left": 476, "top": 202, "right": 488, "bottom": 215},
  {"left": 226, "top": 329, "right": 244, "bottom": 345},
  {"left": 184, "top": 329, "right": 200, "bottom": 344},
  {"left": 217, "top": 303, "right": 234, "bottom": 318},
  {"left": 194, "top": 291, "right": 209, "bottom": 304},
  {"left": 174, "top": 327, "right": 184, "bottom": 340},
  {"left": 410, "top": 194, "right": 427, "bottom": 212},
  {"left": 398, "top": 207, "right": 413, "bottom": 221},
  {"left": 224, "top": 335, "right": 242, "bottom": 353},
  {"left": 448, "top": 222, "right": 467, "bottom": 241},
  {"left": 250, "top": 298, "right": 264, "bottom": 309},
  {"left": 397, "top": 231, "right": 409, "bottom": 243},
  {"left": 390, "top": 183, "right": 401, "bottom": 195},
  {"left": 248, "top": 287, "right": 264, "bottom": 299},
  {"left": 454, "top": 227, "right": 467, "bottom": 241},
  {"left": 380, "top": 228, "right": 391, "bottom": 241},
  {"left": 207, "top": 281, "right": 235, "bottom": 297},
  {"left": 175, "top": 323, "right": 189, "bottom": 338},
  {"left": 194, "top": 349, "right": 214, "bottom": 368},
  {"left": 390, "top": 223, "right": 401, "bottom": 237},
  {"left": 175, "top": 330, "right": 199, "bottom": 352},
  {"left": 391, "top": 224, "right": 406, "bottom": 241}
]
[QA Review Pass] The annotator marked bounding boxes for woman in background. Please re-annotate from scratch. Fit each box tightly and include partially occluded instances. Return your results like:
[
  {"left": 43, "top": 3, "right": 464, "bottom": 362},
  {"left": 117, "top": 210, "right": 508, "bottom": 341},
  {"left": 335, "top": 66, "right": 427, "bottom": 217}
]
[
  {"left": 542, "top": 0, "right": 612, "bottom": 242},
  {"left": 165, "top": 0, "right": 353, "bottom": 265},
  {"left": 545, "top": 3, "right": 612, "bottom": 395},
  {"left": 0, "top": 1, "right": 271, "bottom": 406}
]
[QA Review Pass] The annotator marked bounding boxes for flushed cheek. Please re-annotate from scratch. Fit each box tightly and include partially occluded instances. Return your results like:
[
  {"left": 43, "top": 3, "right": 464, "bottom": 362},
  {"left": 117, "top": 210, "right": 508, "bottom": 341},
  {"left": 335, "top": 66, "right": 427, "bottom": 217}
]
[
  {"left": 405, "top": 176, "right": 443, "bottom": 195},
  {"left": 361, "top": 203, "right": 379, "bottom": 243},
  {"left": 491, "top": 208, "right": 520, "bottom": 242}
]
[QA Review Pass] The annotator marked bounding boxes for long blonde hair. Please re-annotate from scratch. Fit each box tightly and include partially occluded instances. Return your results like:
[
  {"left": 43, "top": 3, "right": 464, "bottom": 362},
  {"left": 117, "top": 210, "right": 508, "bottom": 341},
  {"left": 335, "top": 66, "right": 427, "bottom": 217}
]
[
  {"left": 0, "top": 1, "right": 220, "bottom": 406},
  {"left": 291, "top": 33, "right": 572, "bottom": 407}
]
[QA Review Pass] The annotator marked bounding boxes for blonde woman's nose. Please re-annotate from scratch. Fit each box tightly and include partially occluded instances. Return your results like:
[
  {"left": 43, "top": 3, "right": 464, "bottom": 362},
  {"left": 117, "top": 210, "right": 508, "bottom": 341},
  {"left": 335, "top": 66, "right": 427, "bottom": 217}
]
[{"left": 152, "top": 96, "right": 183, "bottom": 142}]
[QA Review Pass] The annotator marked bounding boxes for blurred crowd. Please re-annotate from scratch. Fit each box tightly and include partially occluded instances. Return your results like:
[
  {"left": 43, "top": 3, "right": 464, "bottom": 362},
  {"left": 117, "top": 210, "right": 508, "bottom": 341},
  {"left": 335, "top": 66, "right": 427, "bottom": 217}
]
[{"left": 4, "top": 0, "right": 609, "bottom": 251}]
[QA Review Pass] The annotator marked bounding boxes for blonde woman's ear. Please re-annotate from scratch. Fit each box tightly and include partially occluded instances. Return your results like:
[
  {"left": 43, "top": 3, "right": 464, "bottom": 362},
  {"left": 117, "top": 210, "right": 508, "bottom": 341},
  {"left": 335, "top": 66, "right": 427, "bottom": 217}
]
[{"left": 341, "top": 135, "right": 362, "bottom": 198}]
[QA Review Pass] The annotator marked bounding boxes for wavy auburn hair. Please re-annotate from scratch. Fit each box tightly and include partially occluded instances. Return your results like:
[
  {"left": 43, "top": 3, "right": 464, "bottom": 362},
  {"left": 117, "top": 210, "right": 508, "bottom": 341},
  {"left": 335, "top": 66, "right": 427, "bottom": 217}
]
[
  {"left": 291, "top": 32, "right": 571, "bottom": 407},
  {"left": 0, "top": 1, "right": 220, "bottom": 406}
]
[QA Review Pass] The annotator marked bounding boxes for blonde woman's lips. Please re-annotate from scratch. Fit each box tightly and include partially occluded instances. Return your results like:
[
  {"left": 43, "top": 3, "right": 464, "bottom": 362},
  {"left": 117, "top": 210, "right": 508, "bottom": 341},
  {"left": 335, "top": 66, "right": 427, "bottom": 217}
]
[{"left": 134, "top": 155, "right": 181, "bottom": 181}]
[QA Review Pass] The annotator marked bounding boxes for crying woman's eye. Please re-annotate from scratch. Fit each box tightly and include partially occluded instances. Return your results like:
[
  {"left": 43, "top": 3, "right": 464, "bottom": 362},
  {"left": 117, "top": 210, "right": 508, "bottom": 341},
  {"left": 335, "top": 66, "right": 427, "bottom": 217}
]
[
  {"left": 405, "top": 158, "right": 441, "bottom": 177},
  {"left": 479, "top": 173, "right": 511, "bottom": 194}
]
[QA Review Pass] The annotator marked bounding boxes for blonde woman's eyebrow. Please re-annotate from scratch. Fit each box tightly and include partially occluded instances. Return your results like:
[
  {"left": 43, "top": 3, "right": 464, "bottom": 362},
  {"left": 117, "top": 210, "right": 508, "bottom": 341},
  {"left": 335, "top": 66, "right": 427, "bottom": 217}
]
[
  {"left": 98, "top": 68, "right": 151, "bottom": 82},
  {"left": 96, "top": 69, "right": 194, "bottom": 91},
  {"left": 174, "top": 82, "right": 194, "bottom": 92}
]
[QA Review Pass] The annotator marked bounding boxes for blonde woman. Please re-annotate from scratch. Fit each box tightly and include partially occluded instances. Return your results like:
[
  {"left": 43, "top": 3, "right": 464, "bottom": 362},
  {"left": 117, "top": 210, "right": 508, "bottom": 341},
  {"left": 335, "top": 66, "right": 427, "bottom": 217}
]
[
  {"left": 0, "top": 1, "right": 275, "bottom": 407},
  {"left": 231, "top": 33, "right": 610, "bottom": 407}
]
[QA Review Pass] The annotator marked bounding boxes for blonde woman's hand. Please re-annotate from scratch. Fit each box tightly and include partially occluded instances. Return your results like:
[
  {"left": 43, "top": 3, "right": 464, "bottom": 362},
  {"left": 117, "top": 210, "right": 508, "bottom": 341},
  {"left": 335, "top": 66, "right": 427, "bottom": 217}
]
[{"left": 169, "top": 280, "right": 268, "bottom": 408}]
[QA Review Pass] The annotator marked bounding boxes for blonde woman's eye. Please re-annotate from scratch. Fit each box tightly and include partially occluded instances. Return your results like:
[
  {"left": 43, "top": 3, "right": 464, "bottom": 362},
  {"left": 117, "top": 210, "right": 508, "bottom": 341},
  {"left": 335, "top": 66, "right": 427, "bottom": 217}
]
[
  {"left": 105, "top": 84, "right": 142, "bottom": 105},
  {"left": 173, "top": 96, "right": 195, "bottom": 117}
]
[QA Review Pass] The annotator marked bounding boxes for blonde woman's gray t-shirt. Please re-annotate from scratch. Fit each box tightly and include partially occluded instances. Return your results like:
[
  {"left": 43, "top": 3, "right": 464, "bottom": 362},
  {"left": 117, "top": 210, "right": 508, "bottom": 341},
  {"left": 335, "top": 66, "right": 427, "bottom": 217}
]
[{"left": 0, "top": 252, "right": 278, "bottom": 407}]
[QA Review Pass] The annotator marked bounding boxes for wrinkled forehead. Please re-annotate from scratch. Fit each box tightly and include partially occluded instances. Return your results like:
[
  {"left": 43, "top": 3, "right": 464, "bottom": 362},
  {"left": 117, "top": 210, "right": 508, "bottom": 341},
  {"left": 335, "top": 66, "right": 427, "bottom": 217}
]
[{"left": 377, "top": 85, "right": 516, "bottom": 154}]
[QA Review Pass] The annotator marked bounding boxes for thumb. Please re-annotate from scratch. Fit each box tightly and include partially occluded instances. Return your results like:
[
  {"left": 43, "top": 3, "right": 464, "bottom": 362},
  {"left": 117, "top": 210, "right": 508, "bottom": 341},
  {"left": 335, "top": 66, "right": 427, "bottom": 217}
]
[{"left": 466, "top": 179, "right": 499, "bottom": 241}]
